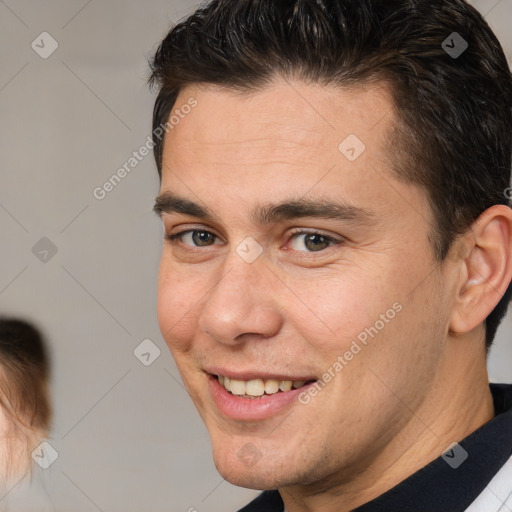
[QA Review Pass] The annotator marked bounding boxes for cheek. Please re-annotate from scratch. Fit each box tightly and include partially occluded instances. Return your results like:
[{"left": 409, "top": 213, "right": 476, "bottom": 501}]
[
  {"left": 156, "top": 259, "right": 199, "bottom": 352},
  {"left": 297, "top": 253, "right": 440, "bottom": 391},
  {"left": 293, "top": 271, "right": 395, "bottom": 357},
  {"left": 343, "top": 272, "right": 449, "bottom": 410}
]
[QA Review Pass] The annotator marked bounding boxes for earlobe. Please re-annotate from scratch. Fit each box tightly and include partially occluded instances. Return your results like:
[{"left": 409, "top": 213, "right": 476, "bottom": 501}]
[{"left": 449, "top": 205, "right": 512, "bottom": 336}]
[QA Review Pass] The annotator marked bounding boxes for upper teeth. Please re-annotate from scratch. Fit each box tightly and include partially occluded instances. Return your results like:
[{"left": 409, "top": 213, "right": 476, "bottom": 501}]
[{"left": 218, "top": 375, "right": 307, "bottom": 397}]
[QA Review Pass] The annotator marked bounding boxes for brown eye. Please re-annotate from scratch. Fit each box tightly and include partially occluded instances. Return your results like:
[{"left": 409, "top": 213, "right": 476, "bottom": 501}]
[
  {"left": 289, "top": 231, "right": 339, "bottom": 252},
  {"left": 166, "top": 230, "right": 219, "bottom": 247},
  {"left": 190, "top": 231, "right": 216, "bottom": 246}
]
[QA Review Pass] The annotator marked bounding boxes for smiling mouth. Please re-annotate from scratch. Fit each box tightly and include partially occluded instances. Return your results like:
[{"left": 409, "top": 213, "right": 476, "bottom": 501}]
[{"left": 214, "top": 375, "right": 316, "bottom": 399}]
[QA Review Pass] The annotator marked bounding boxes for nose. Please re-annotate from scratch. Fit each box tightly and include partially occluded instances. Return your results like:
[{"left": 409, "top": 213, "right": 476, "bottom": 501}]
[{"left": 197, "top": 250, "right": 283, "bottom": 346}]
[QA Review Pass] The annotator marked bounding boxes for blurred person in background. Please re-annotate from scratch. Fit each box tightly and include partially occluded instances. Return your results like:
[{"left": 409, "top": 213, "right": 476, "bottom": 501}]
[{"left": 0, "top": 318, "right": 51, "bottom": 483}]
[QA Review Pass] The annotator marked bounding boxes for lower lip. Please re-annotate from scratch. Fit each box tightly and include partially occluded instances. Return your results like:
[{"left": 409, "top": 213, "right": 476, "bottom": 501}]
[{"left": 207, "top": 374, "right": 316, "bottom": 421}]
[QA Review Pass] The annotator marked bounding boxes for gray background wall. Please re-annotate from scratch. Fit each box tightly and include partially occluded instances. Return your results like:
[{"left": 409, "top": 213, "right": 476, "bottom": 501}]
[{"left": 0, "top": 0, "right": 511, "bottom": 510}]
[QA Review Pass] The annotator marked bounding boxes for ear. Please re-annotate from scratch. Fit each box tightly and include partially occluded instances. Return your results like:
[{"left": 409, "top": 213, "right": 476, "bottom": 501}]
[{"left": 450, "top": 205, "right": 512, "bottom": 336}]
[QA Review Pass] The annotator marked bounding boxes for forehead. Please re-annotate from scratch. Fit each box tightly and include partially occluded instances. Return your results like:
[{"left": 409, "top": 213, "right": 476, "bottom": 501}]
[
  {"left": 157, "top": 78, "right": 432, "bottom": 230},
  {"left": 166, "top": 78, "right": 394, "bottom": 159}
]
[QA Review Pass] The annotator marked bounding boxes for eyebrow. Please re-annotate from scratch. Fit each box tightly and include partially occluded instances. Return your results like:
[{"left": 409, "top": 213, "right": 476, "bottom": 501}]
[{"left": 153, "top": 192, "right": 377, "bottom": 226}]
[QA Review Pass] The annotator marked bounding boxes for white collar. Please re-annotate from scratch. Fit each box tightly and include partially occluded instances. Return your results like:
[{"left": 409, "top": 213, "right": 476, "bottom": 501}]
[{"left": 464, "top": 452, "right": 512, "bottom": 512}]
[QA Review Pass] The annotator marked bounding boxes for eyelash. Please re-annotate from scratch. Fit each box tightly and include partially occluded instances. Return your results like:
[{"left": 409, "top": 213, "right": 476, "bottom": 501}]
[{"left": 164, "top": 228, "right": 341, "bottom": 253}]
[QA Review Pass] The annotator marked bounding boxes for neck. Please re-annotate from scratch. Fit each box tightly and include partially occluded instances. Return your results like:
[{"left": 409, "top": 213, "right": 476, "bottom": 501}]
[{"left": 280, "top": 332, "right": 494, "bottom": 512}]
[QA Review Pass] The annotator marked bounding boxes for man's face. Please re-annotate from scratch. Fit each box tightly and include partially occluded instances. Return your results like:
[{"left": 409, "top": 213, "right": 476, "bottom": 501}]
[{"left": 155, "top": 79, "right": 455, "bottom": 489}]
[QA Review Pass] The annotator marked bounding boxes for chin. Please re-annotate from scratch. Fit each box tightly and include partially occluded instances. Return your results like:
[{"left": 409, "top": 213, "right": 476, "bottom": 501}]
[
  {"left": 211, "top": 440, "right": 304, "bottom": 490},
  {"left": 216, "top": 464, "right": 291, "bottom": 490},
  {"left": 219, "top": 469, "right": 275, "bottom": 490}
]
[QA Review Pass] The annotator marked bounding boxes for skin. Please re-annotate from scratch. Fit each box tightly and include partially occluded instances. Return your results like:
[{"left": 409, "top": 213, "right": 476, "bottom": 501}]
[{"left": 154, "top": 77, "right": 512, "bottom": 512}]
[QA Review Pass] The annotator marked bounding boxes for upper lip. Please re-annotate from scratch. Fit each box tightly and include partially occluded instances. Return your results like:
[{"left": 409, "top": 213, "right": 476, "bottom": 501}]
[{"left": 205, "top": 367, "right": 317, "bottom": 382}]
